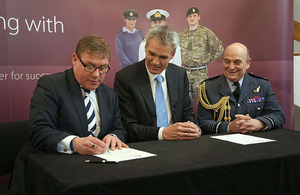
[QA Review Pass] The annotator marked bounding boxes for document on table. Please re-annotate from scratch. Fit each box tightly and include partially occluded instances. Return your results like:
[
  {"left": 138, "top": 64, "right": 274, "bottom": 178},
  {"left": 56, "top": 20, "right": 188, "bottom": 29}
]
[
  {"left": 211, "top": 134, "right": 276, "bottom": 145},
  {"left": 94, "top": 148, "right": 157, "bottom": 163}
]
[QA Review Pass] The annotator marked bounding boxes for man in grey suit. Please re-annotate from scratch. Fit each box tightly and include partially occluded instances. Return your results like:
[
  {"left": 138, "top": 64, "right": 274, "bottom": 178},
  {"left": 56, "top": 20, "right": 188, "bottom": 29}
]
[
  {"left": 114, "top": 26, "right": 201, "bottom": 142},
  {"left": 197, "top": 42, "right": 285, "bottom": 134},
  {"left": 29, "top": 35, "right": 128, "bottom": 155}
]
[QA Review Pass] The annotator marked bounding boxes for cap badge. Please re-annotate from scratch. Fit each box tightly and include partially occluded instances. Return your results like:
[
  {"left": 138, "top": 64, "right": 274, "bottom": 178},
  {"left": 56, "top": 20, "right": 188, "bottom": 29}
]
[
  {"left": 129, "top": 12, "right": 133, "bottom": 16},
  {"left": 154, "top": 11, "right": 162, "bottom": 18},
  {"left": 192, "top": 8, "right": 195, "bottom": 12}
]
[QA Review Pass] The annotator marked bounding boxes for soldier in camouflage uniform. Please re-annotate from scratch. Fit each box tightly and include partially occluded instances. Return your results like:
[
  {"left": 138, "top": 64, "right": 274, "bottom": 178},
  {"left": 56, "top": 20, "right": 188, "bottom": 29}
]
[{"left": 179, "top": 7, "right": 224, "bottom": 103}]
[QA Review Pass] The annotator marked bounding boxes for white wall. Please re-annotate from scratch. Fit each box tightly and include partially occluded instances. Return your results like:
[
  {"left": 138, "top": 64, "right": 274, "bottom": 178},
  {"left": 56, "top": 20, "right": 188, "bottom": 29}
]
[
  {"left": 295, "top": 0, "right": 300, "bottom": 54},
  {"left": 295, "top": 0, "right": 300, "bottom": 107},
  {"left": 295, "top": 56, "right": 300, "bottom": 106}
]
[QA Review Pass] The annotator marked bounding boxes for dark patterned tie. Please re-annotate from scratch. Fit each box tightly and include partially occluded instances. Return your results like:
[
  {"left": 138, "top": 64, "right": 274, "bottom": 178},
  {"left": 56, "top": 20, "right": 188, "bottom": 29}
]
[
  {"left": 82, "top": 88, "right": 97, "bottom": 133},
  {"left": 233, "top": 82, "right": 241, "bottom": 102}
]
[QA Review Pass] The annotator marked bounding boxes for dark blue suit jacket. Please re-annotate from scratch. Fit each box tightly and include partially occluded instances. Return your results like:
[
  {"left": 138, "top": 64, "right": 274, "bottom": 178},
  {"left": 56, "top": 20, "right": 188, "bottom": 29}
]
[
  {"left": 113, "top": 60, "right": 197, "bottom": 142},
  {"left": 29, "top": 68, "right": 126, "bottom": 153},
  {"left": 197, "top": 73, "right": 286, "bottom": 134}
]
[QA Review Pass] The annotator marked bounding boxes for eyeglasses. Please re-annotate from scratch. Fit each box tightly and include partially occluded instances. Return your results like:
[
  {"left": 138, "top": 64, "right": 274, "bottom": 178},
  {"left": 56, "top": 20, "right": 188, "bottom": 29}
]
[{"left": 76, "top": 54, "right": 110, "bottom": 74}]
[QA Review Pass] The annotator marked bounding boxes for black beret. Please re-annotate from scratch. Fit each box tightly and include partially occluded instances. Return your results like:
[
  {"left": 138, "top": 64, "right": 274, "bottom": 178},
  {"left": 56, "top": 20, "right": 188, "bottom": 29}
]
[{"left": 186, "top": 7, "right": 199, "bottom": 17}]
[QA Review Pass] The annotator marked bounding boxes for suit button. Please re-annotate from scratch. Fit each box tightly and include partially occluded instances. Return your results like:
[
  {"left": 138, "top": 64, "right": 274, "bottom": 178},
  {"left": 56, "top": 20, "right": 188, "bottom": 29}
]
[
  {"left": 64, "top": 149, "right": 67, "bottom": 152},
  {"left": 237, "top": 104, "right": 240, "bottom": 107},
  {"left": 258, "top": 107, "right": 261, "bottom": 110}
]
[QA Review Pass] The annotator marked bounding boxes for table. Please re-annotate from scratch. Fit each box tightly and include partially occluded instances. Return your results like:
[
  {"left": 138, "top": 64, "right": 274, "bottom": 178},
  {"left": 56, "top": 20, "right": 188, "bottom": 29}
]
[{"left": 23, "top": 129, "right": 300, "bottom": 195}]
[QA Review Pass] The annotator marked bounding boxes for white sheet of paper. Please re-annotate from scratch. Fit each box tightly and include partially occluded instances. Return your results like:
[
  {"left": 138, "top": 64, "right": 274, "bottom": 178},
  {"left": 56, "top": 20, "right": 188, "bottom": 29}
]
[
  {"left": 94, "top": 148, "right": 156, "bottom": 162},
  {"left": 211, "top": 134, "right": 276, "bottom": 145}
]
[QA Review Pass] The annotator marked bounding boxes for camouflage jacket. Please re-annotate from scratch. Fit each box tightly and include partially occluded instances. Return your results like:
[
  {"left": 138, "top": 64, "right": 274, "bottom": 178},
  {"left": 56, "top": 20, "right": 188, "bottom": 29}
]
[{"left": 179, "top": 25, "right": 224, "bottom": 68}]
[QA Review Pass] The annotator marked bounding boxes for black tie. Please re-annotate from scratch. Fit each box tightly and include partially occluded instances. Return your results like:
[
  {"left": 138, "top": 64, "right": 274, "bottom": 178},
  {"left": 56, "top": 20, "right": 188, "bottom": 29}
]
[{"left": 233, "top": 82, "right": 240, "bottom": 102}]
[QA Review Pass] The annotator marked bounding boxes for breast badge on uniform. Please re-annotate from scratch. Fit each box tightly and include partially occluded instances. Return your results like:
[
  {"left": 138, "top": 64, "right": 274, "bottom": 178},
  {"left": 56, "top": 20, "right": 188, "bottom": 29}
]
[
  {"left": 247, "top": 96, "right": 265, "bottom": 103},
  {"left": 253, "top": 86, "right": 261, "bottom": 94}
]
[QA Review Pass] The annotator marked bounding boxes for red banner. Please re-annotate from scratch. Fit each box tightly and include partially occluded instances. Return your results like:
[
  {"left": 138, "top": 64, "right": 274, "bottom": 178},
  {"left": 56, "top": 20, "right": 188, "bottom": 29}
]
[{"left": 0, "top": 0, "right": 293, "bottom": 129}]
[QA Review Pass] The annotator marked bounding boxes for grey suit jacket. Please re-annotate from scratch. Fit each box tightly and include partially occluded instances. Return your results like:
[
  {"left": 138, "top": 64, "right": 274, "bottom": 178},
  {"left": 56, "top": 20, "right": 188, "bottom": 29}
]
[
  {"left": 29, "top": 68, "right": 126, "bottom": 153},
  {"left": 197, "top": 73, "right": 286, "bottom": 134},
  {"left": 114, "top": 59, "right": 197, "bottom": 142}
]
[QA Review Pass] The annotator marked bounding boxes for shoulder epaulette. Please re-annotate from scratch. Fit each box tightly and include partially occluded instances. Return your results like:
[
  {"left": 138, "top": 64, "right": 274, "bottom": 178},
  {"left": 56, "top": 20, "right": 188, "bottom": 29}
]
[
  {"left": 201, "top": 75, "right": 221, "bottom": 84},
  {"left": 248, "top": 73, "right": 268, "bottom": 81}
]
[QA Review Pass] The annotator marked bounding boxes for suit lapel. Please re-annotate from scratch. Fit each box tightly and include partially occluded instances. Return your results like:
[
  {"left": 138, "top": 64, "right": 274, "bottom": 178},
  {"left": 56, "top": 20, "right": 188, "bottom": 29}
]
[
  {"left": 166, "top": 66, "right": 178, "bottom": 116},
  {"left": 239, "top": 73, "right": 252, "bottom": 103},
  {"left": 96, "top": 85, "right": 105, "bottom": 137},
  {"left": 66, "top": 69, "right": 88, "bottom": 136},
  {"left": 218, "top": 75, "right": 234, "bottom": 101},
  {"left": 136, "top": 62, "right": 156, "bottom": 117}
]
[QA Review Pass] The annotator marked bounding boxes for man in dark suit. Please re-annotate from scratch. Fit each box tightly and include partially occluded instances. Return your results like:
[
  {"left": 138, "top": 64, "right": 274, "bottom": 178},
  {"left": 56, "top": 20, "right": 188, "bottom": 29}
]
[
  {"left": 114, "top": 26, "right": 201, "bottom": 142},
  {"left": 29, "top": 35, "right": 128, "bottom": 155},
  {"left": 197, "top": 42, "right": 285, "bottom": 134}
]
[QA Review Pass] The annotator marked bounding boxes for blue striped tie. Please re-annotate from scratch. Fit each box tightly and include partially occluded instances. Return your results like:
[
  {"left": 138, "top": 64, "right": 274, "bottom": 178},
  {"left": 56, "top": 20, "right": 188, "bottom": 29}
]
[
  {"left": 155, "top": 75, "right": 169, "bottom": 127},
  {"left": 82, "top": 88, "right": 97, "bottom": 133}
]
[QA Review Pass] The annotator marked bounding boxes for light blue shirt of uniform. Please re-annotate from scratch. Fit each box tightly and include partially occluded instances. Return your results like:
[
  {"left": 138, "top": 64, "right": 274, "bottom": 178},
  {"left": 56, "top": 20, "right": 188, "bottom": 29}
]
[{"left": 123, "top": 27, "right": 137, "bottom": 34}]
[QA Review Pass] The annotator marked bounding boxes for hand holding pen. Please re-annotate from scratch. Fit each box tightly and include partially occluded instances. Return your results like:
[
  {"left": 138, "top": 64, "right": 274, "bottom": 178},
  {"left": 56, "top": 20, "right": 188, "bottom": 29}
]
[
  {"left": 88, "top": 130, "right": 110, "bottom": 153},
  {"left": 71, "top": 135, "right": 107, "bottom": 155}
]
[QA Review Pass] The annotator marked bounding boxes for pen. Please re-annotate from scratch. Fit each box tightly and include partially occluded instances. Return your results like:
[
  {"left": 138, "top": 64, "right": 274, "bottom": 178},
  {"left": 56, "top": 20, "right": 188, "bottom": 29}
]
[
  {"left": 88, "top": 130, "right": 110, "bottom": 153},
  {"left": 85, "top": 159, "right": 118, "bottom": 164}
]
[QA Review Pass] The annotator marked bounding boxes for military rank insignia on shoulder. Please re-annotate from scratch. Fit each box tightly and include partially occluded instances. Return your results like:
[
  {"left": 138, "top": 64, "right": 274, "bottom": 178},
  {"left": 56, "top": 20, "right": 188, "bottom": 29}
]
[
  {"left": 201, "top": 75, "right": 221, "bottom": 84},
  {"left": 248, "top": 73, "right": 268, "bottom": 81}
]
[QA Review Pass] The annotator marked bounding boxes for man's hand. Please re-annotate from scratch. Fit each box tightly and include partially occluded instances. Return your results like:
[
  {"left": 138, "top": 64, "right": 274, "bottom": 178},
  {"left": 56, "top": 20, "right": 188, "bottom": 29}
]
[
  {"left": 102, "top": 134, "right": 129, "bottom": 151},
  {"left": 72, "top": 136, "right": 106, "bottom": 155},
  {"left": 229, "top": 114, "right": 264, "bottom": 133},
  {"left": 162, "top": 121, "right": 201, "bottom": 140}
]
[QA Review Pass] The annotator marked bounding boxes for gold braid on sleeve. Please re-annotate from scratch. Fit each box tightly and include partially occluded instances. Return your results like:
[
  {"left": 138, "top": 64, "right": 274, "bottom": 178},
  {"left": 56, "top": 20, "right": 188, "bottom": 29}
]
[{"left": 198, "top": 82, "right": 231, "bottom": 122}]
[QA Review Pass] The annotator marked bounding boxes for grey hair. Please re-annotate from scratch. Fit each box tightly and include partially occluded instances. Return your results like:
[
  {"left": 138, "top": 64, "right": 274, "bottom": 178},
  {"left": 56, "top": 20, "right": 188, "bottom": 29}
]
[
  {"left": 146, "top": 25, "right": 179, "bottom": 53},
  {"left": 246, "top": 48, "right": 250, "bottom": 61}
]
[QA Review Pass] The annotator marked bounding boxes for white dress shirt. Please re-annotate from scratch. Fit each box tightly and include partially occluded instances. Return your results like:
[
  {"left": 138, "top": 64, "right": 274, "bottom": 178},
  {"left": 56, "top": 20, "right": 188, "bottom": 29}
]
[{"left": 145, "top": 64, "right": 173, "bottom": 140}]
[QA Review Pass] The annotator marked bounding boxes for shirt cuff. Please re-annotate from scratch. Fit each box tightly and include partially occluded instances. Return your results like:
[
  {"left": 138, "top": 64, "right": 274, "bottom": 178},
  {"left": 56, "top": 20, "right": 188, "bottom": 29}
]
[
  {"left": 226, "top": 122, "right": 231, "bottom": 133},
  {"left": 57, "top": 135, "right": 78, "bottom": 154},
  {"left": 158, "top": 127, "right": 165, "bottom": 140}
]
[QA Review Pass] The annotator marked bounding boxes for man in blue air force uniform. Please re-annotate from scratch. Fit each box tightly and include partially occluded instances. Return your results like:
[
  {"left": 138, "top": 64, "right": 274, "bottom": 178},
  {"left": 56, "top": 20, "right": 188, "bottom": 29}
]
[{"left": 197, "top": 42, "right": 285, "bottom": 135}]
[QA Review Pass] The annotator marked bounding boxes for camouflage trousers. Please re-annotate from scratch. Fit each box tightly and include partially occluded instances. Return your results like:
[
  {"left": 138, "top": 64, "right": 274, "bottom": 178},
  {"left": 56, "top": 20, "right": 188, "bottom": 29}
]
[{"left": 186, "top": 68, "right": 208, "bottom": 102}]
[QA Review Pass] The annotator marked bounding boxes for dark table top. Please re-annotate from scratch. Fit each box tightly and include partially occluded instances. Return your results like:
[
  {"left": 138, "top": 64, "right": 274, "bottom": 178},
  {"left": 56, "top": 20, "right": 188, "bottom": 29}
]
[{"left": 24, "top": 129, "right": 300, "bottom": 195}]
